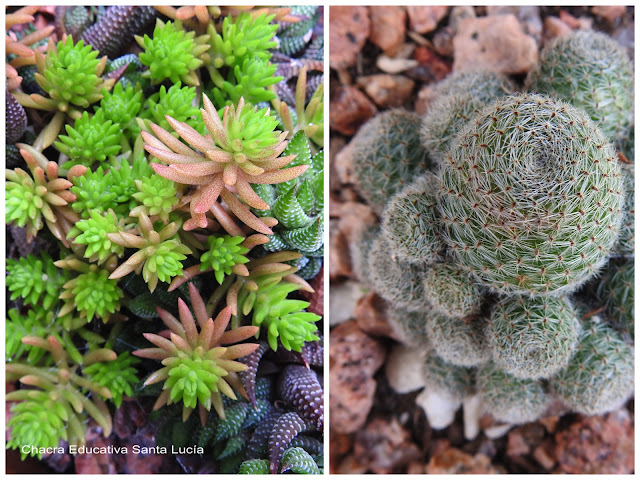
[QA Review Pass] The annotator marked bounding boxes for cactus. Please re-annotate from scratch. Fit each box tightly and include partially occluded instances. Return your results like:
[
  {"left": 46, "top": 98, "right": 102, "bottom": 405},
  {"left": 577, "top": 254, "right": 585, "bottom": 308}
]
[
  {"left": 422, "top": 350, "right": 474, "bottom": 402},
  {"left": 595, "top": 258, "right": 634, "bottom": 341},
  {"left": 381, "top": 173, "right": 444, "bottom": 265},
  {"left": 476, "top": 362, "right": 550, "bottom": 424},
  {"left": 349, "top": 109, "right": 434, "bottom": 214},
  {"left": 486, "top": 296, "right": 580, "bottom": 379},
  {"left": 422, "top": 263, "right": 485, "bottom": 319},
  {"left": 612, "top": 164, "right": 634, "bottom": 257},
  {"left": 526, "top": 30, "right": 634, "bottom": 143},
  {"left": 439, "top": 93, "right": 624, "bottom": 296},
  {"left": 421, "top": 70, "right": 515, "bottom": 163},
  {"left": 552, "top": 316, "right": 634, "bottom": 415},
  {"left": 368, "top": 233, "right": 431, "bottom": 312},
  {"left": 349, "top": 224, "right": 380, "bottom": 286},
  {"left": 426, "top": 313, "right": 490, "bottom": 367},
  {"left": 386, "top": 308, "right": 431, "bottom": 349}
]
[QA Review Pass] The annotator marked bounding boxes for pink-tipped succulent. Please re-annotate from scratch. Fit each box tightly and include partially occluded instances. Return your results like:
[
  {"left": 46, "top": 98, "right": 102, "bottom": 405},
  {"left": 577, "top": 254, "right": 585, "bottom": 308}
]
[
  {"left": 142, "top": 95, "right": 308, "bottom": 233},
  {"left": 133, "top": 283, "right": 260, "bottom": 423}
]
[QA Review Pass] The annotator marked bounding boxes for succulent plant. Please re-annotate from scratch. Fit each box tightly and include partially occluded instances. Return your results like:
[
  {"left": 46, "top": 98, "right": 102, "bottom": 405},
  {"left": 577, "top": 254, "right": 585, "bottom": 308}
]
[
  {"left": 208, "top": 12, "right": 278, "bottom": 69},
  {"left": 55, "top": 255, "right": 124, "bottom": 323},
  {"left": 130, "top": 175, "right": 179, "bottom": 223},
  {"left": 381, "top": 173, "right": 443, "bottom": 265},
  {"left": 141, "top": 81, "right": 201, "bottom": 133},
  {"left": 252, "top": 282, "right": 321, "bottom": 352},
  {"left": 368, "top": 233, "right": 431, "bottom": 312},
  {"left": 386, "top": 308, "right": 431, "bottom": 349},
  {"left": 6, "top": 90, "right": 28, "bottom": 143},
  {"left": 422, "top": 263, "right": 485, "bottom": 319},
  {"left": 7, "top": 252, "right": 69, "bottom": 309},
  {"left": 6, "top": 146, "right": 83, "bottom": 245},
  {"left": 6, "top": 8, "right": 324, "bottom": 473},
  {"left": 252, "top": 131, "right": 324, "bottom": 277},
  {"left": 552, "top": 316, "right": 634, "bottom": 415},
  {"left": 55, "top": 109, "right": 122, "bottom": 166},
  {"left": 133, "top": 283, "right": 260, "bottom": 422},
  {"left": 6, "top": 336, "right": 116, "bottom": 458},
  {"left": 211, "top": 56, "right": 282, "bottom": 106},
  {"left": 271, "top": 66, "right": 324, "bottom": 147},
  {"left": 200, "top": 235, "right": 251, "bottom": 285},
  {"left": 612, "top": 164, "right": 634, "bottom": 257},
  {"left": 136, "top": 19, "right": 210, "bottom": 86},
  {"left": 349, "top": 224, "right": 380, "bottom": 286},
  {"left": 349, "top": 109, "right": 434, "bottom": 214},
  {"left": 144, "top": 95, "right": 308, "bottom": 233},
  {"left": 83, "top": 351, "right": 139, "bottom": 407},
  {"left": 422, "top": 350, "right": 474, "bottom": 404},
  {"left": 439, "top": 93, "right": 624, "bottom": 296},
  {"left": 80, "top": 6, "right": 157, "bottom": 58},
  {"left": 476, "top": 362, "right": 550, "bottom": 424},
  {"left": 526, "top": 30, "right": 634, "bottom": 143},
  {"left": 486, "top": 295, "right": 580, "bottom": 379},
  {"left": 108, "top": 213, "right": 192, "bottom": 292},
  {"left": 595, "top": 258, "right": 634, "bottom": 340},
  {"left": 426, "top": 313, "right": 491, "bottom": 367},
  {"left": 421, "top": 70, "right": 515, "bottom": 163},
  {"left": 15, "top": 35, "right": 114, "bottom": 117},
  {"left": 98, "top": 81, "right": 143, "bottom": 134}
]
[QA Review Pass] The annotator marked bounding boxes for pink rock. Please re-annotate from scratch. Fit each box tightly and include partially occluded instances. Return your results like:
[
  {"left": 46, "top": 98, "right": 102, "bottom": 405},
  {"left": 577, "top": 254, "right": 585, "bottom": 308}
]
[
  {"left": 591, "top": 5, "right": 627, "bottom": 23},
  {"left": 356, "top": 74, "right": 415, "bottom": 108},
  {"left": 407, "top": 6, "right": 449, "bottom": 34},
  {"left": 329, "top": 86, "right": 378, "bottom": 136},
  {"left": 355, "top": 292, "right": 395, "bottom": 338},
  {"left": 369, "top": 6, "right": 406, "bottom": 53},
  {"left": 330, "top": 227, "right": 352, "bottom": 280},
  {"left": 330, "top": 321, "right": 386, "bottom": 434},
  {"left": 453, "top": 15, "right": 538, "bottom": 74},
  {"left": 354, "top": 417, "right": 422, "bottom": 473},
  {"left": 336, "top": 201, "right": 377, "bottom": 245},
  {"left": 555, "top": 409, "right": 634, "bottom": 474},
  {"left": 427, "top": 447, "right": 503, "bottom": 474},
  {"left": 329, "top": 6, "right": 370, "bottom": 70},
  {"left": 543, "top": 16, "right": 572, "bottom": 44}
]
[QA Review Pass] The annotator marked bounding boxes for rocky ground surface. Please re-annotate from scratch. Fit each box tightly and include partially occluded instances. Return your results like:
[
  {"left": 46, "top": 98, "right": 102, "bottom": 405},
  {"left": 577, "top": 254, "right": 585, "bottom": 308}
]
[{"left": 329, "top": 5, "right": 634, "bottom": 474}]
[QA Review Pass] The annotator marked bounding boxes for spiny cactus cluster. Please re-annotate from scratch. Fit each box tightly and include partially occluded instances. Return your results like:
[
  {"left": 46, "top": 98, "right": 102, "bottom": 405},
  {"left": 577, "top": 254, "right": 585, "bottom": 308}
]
[
  {"left": 6, "top": 6, "right": 323, "bottom": 474},
  {"left": 350, "top": 29, "right": 633, "bottom": 432}
]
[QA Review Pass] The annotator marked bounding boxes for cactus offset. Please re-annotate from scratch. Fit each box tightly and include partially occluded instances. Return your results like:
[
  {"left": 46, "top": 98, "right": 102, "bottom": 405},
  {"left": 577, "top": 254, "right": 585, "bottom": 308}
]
[
  {"left": 487, "top": 295, "right": 580, "bottom": 379},
  {"left": 526, "top": 30, "right": 634, "bottom": 143},
  {"left": 350, "top": 109, "right": 434, "bottom": 214}
]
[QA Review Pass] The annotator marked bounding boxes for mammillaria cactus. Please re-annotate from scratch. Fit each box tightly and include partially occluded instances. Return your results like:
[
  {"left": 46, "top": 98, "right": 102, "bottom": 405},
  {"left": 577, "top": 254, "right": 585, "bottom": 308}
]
[
  {"left": 476, "top": 362, "right": 551, "bottom": 425},
  {"left": 439, "top": 93, "right": 624, "bottom": 296},
  {"left": 368, "top": 233, "right": 431, "bottom": 312},
  {"left": 421, "top": 70, "right": 515, "bottom": 163},
  {"left": 595, "top": 258, "right": 634, "bottom": 340},
  {"left": 426, "top": 313, "right": 490, "bottom": 367},
  {"left": 552, "top": 316, "right": 634, "bottom": 415},
  {"left": 381, "top": 173, "right": 444, "bottom": 265},
  {"left": 422, "top": 262, "right": 485, "bottom": 319},
  {"left": 486, "top": 296, "right": 580, "bottom": 379},
  {"left": 349, "top": 109, "right": 434, "bottom": 214},
  {"left": 526, "top": 30, "right": 634, "bottom": 143}
]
